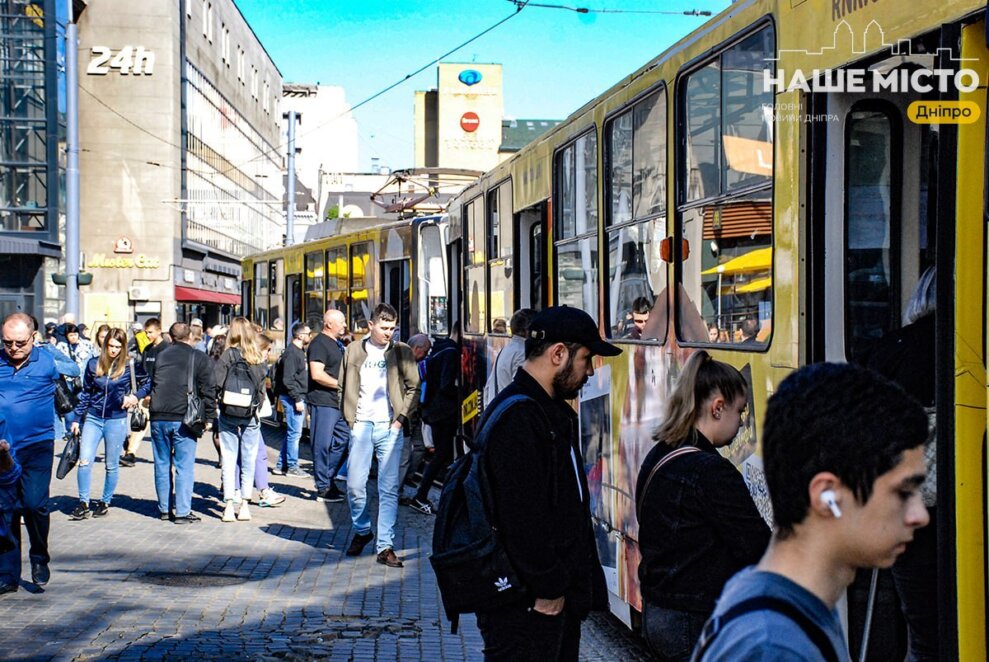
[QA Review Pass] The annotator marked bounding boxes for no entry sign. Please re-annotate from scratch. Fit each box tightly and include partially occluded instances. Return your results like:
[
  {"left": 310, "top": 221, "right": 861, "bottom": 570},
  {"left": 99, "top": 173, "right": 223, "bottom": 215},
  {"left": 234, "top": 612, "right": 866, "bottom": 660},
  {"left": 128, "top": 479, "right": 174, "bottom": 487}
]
[{"left": 460, "top": 112, "right": 480, "bottom": 133}]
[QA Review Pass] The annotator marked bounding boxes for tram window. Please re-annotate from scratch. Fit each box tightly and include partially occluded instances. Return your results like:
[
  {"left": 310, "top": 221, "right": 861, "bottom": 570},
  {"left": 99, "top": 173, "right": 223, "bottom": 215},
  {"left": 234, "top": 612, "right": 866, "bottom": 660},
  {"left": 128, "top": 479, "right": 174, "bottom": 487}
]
[
  {"left": 465, "top": 266, "right": 486, "bottom": 334},
  {"left": 253, "top": 261, "right": 269, "bottom": 329},
  {"left": 530, "top": 224, "right": 544, "bottom": 312},
  {"left": 488, "top": 182, "right": 515, "bottom": 333},
  {"left": 554, "top": 130, "right": 599, "bottom": 322},
  {"left": 844, "top": 108, "right": 900, "bottom": 362},
  {"left": 350, "top": 242, "right": 374, "bottom": 333},
  {"left": 269, "top": 259, "right": 284, "bottom": 332},
  {"left": 464, "top": 197, "right": 486, "bottom": 334},
  {"left": 304, "top": 250, "right": 324, "bottom": 329},
  {"left": 326, "top": 246, "right": 348, "bottom": 316},
  {"left": 418, "top": 222, "right": 448, "bottom": 336},
  {"left": 605, "top": 87, "right": 668, "bottom": 340},
  {"left": 684, "top": 25, "right": 775, "bottom": 202}
]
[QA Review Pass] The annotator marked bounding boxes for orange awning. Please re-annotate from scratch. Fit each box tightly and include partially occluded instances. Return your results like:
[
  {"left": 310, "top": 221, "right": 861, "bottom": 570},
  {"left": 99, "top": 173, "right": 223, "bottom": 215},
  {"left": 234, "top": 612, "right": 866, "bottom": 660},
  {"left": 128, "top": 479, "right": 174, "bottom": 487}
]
[{"left": 174, "top": 285, "right": 241, "bottom": 305}]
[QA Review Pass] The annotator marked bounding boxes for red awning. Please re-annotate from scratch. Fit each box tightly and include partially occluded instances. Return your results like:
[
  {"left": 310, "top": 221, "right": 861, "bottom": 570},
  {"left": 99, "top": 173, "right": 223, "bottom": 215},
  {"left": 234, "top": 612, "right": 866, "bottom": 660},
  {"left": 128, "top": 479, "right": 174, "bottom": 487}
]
[{"left": 174, "top": 285, "right": 241, "bottom": 305}]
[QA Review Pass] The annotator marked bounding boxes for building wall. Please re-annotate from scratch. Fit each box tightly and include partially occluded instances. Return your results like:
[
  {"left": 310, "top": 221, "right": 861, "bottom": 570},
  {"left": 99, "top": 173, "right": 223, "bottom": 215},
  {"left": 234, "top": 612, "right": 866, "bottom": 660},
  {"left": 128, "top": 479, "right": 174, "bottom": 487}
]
[
  {"left": 77, "top": 0, "right": 183, "bottom": 328},
  {"left": 77, "top": 0, "right": 283, "bottom": 330}
]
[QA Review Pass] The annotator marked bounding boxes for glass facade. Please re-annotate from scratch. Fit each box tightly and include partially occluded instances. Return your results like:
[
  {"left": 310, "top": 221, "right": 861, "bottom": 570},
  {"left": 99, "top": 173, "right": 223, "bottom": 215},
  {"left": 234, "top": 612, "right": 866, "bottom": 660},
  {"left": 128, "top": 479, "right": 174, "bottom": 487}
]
[{"left": 184, "top": 62, "right": 281, "bottom": 258}]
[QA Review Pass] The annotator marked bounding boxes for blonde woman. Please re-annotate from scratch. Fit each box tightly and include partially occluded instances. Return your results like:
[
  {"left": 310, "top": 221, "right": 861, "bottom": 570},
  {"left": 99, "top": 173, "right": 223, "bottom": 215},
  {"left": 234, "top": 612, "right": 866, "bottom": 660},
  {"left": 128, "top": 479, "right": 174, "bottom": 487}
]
[
  {"left": 214, "top": 317, "right": 267, "bottom": 522},
  {"left": 635, "top": 351, "right": 770, "bottom": 661},
  {"left": 69, "top": 328, "right": 148, "bottom": 519}
]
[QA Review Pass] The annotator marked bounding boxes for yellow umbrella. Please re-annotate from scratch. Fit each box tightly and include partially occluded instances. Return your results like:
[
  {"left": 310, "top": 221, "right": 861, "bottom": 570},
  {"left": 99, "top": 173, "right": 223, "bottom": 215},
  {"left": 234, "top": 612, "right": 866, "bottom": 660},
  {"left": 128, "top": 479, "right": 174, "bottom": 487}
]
[
  {"left": 734, "top": 276, "right": 772, "bottom": 294},
  {"left": 702, "top": 247, "right": 772, "bottom": 276}
]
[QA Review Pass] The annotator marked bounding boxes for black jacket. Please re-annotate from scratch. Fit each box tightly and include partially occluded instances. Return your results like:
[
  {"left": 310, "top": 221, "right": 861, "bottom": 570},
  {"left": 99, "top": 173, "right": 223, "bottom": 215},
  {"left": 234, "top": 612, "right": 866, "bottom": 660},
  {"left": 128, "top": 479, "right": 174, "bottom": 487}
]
[
  {"left": 635, "top": 431, "right": 770, "bottom": 614},
  {"left": 866, "top": 314, "right": 935, "bottom": 406},
  {"left": 422, "top": 337, "right": 459, "bottom": 424},
  {"left": 274, "top": 343, "right": 308, "bottom": 403},
  {"left": 149, "top": 342, "right": 216, "bottom": 424},
  {"left": 483, "top": 368, "right": 607, "bottom": 618}
]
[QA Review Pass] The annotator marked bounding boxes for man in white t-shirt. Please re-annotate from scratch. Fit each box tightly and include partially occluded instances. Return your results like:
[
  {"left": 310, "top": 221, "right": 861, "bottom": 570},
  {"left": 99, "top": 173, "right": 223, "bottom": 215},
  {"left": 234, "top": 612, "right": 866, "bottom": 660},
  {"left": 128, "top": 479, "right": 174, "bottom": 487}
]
[{"left": 338, "top": 303, "right": 421, "bottom": 568}]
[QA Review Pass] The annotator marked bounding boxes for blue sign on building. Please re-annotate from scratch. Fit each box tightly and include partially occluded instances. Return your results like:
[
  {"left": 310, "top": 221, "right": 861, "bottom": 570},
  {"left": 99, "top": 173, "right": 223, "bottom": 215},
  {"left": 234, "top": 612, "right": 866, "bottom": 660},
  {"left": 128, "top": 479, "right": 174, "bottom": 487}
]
[{"left": 458, "top": 69, "right": 482, "bottom": 86}]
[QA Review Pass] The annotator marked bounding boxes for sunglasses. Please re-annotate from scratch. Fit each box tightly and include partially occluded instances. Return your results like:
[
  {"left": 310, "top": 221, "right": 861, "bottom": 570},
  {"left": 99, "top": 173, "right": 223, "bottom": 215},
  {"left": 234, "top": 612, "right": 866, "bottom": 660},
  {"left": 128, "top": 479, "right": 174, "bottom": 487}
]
[{"left": 2, "top": 338, "right": 31, "bottom": 349}]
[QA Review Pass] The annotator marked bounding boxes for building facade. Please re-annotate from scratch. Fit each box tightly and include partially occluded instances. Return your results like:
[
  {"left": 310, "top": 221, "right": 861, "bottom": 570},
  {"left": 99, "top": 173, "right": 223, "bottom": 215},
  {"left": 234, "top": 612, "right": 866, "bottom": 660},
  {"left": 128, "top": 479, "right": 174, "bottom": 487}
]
[
  {"left": 77, "top": 0, "right": 282, "bottom": 329},
  {"left": 0, "top": 0, "right": 63, "bottom": 323}
]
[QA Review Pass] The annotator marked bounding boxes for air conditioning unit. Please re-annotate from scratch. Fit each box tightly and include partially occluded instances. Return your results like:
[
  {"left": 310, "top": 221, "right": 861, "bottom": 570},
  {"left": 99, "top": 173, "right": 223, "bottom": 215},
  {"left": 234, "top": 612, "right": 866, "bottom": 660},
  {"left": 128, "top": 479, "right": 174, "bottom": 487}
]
[{"left": 128, "top": 286, "right": 150, "bottom": 301}]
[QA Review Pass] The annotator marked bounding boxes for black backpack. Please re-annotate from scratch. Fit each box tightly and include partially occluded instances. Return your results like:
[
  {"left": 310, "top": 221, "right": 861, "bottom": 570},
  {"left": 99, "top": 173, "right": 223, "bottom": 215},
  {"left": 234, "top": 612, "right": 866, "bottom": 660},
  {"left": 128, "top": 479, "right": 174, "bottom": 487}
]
[
  {"left": 220, "top": 349, "right": 262, "bottom": 419},
  {"left": 430, "top": 393, "right": 535, "bottom": 633}
]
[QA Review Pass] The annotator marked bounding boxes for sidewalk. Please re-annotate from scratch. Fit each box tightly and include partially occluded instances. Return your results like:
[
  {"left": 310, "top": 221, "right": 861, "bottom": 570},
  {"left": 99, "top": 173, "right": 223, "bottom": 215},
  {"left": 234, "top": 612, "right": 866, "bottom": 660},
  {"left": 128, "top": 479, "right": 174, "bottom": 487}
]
[{"left": 0, "top": 425, "right": 652, "bottom": 661}]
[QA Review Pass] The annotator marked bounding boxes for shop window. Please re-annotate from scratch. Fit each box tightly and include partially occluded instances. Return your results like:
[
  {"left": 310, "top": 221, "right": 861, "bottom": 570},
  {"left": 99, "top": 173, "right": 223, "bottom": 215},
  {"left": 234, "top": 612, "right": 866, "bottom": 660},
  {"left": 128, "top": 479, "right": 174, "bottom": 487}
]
[
  {"left": 677, "top": 24, "right": 775, "bottom": 347},
  {"left": 606, "top": 87, "right": 668, "bottom": 341},
  {"left": 554, "top": 131, "right": 599, "bottom": 322}
]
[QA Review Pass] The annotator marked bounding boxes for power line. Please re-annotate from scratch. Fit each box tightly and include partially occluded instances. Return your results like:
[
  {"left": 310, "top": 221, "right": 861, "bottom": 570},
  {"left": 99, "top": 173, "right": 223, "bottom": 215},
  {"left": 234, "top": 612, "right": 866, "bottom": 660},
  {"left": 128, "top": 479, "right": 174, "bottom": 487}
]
[{"left": 507, "top": 0, "right": 712, "bottom": 15}]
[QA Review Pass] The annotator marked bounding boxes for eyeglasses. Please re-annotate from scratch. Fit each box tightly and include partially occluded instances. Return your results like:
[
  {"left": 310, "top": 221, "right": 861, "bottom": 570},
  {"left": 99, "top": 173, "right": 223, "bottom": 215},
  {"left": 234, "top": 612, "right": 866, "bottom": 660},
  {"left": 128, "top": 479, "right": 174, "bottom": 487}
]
[{"left": 2, "top": 338, "right": 31, "bottom": 349}]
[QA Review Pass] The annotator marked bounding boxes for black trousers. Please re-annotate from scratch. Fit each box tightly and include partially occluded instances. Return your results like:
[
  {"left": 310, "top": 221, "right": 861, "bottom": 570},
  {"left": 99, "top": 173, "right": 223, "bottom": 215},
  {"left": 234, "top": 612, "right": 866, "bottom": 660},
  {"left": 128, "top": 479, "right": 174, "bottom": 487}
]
[
  {"left": 414, "top": 416, "right": 460, "bottom": 502},
  {"left": 476, "top": 604, "right": 581, "bottom": 662}
]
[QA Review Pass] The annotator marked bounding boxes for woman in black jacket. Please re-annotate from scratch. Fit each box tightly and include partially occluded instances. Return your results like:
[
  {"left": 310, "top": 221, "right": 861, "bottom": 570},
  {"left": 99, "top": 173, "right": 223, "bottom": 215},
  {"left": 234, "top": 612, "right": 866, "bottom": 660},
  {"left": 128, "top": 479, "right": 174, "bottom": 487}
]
[
  {"left": 69, "top": 328, "right": 148, "bottom": 520},
  {"left": 635, "top": 350, "right": 770, "bottom": 661}
]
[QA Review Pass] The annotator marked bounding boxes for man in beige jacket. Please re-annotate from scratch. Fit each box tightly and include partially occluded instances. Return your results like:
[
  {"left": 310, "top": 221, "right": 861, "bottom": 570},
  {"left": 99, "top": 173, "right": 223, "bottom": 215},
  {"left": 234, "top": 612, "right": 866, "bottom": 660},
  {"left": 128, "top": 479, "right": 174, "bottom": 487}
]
[{"left": 339, "top": 303, "right": 420, "bottom": 567}]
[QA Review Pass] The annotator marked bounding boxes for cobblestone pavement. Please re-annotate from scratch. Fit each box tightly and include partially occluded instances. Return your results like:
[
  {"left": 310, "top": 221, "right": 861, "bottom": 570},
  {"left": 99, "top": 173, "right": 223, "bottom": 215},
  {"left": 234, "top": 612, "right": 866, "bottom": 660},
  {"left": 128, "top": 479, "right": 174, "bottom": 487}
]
[{"left": 0, "top": 425, "right": 653, "bottom": 661}]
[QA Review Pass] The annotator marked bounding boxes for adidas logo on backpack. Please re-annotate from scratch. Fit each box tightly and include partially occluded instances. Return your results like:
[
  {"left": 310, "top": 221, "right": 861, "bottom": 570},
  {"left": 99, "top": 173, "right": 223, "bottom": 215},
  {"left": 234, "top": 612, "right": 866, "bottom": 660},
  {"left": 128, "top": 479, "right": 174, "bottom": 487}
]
[{"left": 494, "top": 577, "right": 512, "bottom": 592}]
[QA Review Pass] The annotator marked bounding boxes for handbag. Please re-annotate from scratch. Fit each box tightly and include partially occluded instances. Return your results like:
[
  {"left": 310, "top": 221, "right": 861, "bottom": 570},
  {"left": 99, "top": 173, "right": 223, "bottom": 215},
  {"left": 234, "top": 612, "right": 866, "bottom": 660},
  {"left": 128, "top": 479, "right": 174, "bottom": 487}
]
[
  {"left": 257, "top": 392, "right": 273, "bottom": 419},
  {"left": 55, "top": 430, "right": 81, "bottom": 480},
  {"left": 54, "top": 376, "right": 77, "bottom": 415},
  {"left": 128, "top": 359, "right": 147, "bottom": 432},
  {"left": 181, "top": 352, "right": 206, "bottom": 437}
]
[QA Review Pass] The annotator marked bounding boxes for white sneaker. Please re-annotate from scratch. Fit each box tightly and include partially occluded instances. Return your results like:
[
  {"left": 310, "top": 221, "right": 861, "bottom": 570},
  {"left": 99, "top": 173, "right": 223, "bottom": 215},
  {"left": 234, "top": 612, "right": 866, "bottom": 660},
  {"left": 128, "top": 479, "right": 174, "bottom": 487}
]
[
  {"left": 259, "top": 488, "right": 285, "bottom": 508},
  {"left": 237, "top": 502, "right": 251, "bottom": 521},
  {"left": 221, "top": 500, "right": 236, "bottom": 522}
]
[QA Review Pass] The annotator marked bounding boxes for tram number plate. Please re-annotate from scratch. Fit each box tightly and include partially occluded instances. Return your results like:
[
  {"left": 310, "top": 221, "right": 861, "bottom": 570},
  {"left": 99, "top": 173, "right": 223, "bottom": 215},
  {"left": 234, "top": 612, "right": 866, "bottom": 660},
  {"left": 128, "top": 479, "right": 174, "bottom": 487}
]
[{"left": 462, "top": 391, "right": 480, "bottom": 424}]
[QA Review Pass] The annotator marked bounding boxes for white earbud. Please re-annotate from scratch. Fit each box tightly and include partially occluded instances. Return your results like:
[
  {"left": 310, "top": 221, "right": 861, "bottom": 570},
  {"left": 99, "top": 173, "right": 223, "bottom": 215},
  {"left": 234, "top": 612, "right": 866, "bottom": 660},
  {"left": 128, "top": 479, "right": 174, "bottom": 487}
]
[{"left": 821, "top": 489, "right": 842, "bottom": 519}]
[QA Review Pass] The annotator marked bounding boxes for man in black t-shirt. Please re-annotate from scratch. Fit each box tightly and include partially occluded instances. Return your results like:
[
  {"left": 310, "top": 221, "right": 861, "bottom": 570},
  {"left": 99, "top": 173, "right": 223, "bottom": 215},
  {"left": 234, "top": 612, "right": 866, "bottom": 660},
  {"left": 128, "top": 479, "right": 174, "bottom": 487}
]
[{"left": 307, "top": 309, "right": 350, "bottom": 502}]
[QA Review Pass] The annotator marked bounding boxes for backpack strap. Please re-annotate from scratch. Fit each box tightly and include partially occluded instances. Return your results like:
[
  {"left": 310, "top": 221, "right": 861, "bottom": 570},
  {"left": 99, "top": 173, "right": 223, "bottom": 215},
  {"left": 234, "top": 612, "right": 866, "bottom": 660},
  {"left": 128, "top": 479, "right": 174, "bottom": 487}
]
[
  {"left": 692, "top": 596, "right": 841, "bottom": 662},
  {"left": 636, "top": 445, "right": 702, "bottom": 516}
]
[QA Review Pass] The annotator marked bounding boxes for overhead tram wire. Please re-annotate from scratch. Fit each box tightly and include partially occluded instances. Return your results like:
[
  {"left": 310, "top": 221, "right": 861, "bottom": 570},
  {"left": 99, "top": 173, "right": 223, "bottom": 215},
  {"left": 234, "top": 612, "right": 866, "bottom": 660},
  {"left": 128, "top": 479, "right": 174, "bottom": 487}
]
[
  {"left": 207, "top": 2, "right": 532, "bottom": 181},
  {"left": 506, "top": 0, "right": 711, "bottom": 15}
]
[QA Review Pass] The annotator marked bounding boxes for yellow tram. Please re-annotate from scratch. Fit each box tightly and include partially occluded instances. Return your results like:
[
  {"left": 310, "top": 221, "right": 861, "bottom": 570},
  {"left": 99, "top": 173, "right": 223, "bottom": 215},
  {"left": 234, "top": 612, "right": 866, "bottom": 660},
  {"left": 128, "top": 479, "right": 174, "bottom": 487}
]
[{"left": 445, "top": 0, "right": 989, "bottom": 657}]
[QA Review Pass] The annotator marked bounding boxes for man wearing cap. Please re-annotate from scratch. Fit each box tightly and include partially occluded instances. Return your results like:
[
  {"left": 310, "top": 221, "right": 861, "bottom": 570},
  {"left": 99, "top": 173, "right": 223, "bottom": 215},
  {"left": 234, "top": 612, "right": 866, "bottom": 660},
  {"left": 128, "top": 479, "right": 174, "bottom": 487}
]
[{"left": 476, "top": 305, "right": 620, "bottom": 660}]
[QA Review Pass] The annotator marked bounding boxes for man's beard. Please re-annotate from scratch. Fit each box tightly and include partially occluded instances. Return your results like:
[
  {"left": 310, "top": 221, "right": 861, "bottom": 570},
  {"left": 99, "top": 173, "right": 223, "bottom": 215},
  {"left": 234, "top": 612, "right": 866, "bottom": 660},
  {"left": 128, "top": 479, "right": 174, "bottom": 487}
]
[{"left": 552, "top": 353, "right": 586, "bottom": 400}]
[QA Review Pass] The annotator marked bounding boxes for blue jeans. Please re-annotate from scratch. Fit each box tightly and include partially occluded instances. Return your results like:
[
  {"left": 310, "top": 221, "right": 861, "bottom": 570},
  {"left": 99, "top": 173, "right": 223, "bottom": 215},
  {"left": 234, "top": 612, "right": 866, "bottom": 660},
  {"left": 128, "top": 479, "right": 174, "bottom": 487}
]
[
  {"left": 642, "top": 602, "right": 709, "bottom": 662},
  {"left": 218, "top": 415, "right": 261, "bottom": 502},
  {"left": 0, "top": 441, "right": 53, "bottom": 585},
  {"left": 310, "top": 404, "right": 350, "bottom": 491},
  {"left": 279, "top": 396, "right": 304, "bottom": 470},
  {"left": 77, "top": 416, "right": 127, "bottom": 505},
  {"left": 150, "top": 421, "right": 198, "bottom": 518},
  {"left": 347, "top": 421, "right": 402, "bottom": 553}
]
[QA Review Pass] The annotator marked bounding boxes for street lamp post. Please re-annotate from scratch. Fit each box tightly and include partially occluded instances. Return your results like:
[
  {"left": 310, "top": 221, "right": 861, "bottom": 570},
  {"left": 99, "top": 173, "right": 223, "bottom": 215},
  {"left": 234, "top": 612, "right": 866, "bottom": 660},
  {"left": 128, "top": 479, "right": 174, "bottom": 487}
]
[{"left": 65, "top": 4, "right": 81, "bottom": 318}]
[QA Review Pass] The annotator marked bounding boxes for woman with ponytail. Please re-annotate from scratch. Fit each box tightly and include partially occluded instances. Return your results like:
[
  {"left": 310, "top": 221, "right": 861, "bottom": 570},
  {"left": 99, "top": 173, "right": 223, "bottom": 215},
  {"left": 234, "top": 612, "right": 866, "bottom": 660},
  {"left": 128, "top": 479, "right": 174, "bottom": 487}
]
[{"left": 635, "top": 350, "right": 770, "bottom": 661}]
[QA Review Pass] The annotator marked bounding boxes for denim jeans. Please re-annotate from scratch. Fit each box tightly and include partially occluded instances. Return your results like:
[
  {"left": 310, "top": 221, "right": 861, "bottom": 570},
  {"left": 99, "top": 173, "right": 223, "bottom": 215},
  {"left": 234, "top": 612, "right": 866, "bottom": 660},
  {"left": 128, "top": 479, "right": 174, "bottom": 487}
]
[
  {"left": 642, "top": 602, "right": 709, "bottom": 662},
  {"left": 149, "top": 421, "right": 198, "bottom": 518},
  {"left": 77, "top": 416, "right": 127, "bottom": 505},
  {"left": 310, "top": 404, "right": 350, "bottom": 491},
  {"left": 0, "top": 441, "right": 53, "bottom": 585},
  {"left": 219, "top": 415, "right": 261, "bottom": 502},
  {"left": 279, "top": 396, "right": 304, "bottom": 470},
  {"left": 347, "top": 421, "right": 402, "bottom": 553}
]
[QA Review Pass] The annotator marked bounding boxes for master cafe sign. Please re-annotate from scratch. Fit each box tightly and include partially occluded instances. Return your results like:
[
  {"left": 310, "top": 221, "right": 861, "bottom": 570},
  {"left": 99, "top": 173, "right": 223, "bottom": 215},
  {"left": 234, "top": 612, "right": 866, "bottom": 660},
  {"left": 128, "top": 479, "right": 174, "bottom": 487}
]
[{"left": 87, "top": 237, "right": 160, "bottom": 269}]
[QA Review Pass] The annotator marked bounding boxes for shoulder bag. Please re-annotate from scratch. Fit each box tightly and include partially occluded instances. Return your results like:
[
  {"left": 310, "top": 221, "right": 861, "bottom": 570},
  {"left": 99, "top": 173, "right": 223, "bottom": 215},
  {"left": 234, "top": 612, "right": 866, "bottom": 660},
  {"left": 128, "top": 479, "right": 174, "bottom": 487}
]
[
  {"left": 54, "top": 376, "right": 77, "bottom": 415},
  {"left": 128, "top": 358, "right": 147, "bottom": 432},
  {"left": 636, "top": 445, "right": 703, "bottom": 516},
  {"left": 182, "top": 352, "right": 206, "bottom": 437}
]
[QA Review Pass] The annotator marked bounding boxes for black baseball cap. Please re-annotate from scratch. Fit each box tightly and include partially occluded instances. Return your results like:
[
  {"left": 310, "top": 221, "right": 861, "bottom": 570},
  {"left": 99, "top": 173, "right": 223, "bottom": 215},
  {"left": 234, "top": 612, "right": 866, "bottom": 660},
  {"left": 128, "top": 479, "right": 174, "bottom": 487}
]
[{"left": 527, "top": 306, "right": 622, "bottom": 357}]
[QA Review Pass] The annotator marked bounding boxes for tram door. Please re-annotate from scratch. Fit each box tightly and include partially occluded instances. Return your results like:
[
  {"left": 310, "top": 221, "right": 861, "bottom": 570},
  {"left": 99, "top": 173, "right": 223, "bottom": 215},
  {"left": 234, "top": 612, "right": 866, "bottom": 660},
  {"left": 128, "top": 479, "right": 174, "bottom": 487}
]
[
  {"left": 381, "top": 259, "right": 410, "bottom": 341},
  {"left": 518, "top": 203, "right": 547, "bottom": 311}
]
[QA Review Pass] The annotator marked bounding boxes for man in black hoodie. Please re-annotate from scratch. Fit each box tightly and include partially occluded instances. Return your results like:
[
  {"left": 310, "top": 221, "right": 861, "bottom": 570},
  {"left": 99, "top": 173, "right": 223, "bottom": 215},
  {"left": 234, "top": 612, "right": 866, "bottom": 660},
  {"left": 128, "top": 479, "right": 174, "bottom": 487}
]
[
  {"left": 274, "top": 322, "right": 311, "bottom": 475},
  {"left": 148, "top": 323, "right": 215, "bottom": 524},
  {"left": 407, "top": 325, "right": 460, "bottom": 515},
  {"left": 477, "top": 306, "right": 621, "bottom": 661}
]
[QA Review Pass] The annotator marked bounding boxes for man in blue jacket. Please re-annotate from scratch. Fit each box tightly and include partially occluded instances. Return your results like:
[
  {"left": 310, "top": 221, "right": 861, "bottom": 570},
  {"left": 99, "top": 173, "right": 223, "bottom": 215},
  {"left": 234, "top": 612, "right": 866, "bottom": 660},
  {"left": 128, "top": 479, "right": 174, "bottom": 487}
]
[{"left": 0, "top": 312, "right": 64, "bottom": 593}]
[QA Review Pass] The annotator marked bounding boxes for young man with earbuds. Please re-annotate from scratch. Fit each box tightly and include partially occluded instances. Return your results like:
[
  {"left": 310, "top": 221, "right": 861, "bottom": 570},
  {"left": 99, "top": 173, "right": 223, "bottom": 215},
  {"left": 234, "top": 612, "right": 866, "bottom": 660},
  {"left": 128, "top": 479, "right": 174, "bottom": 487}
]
[{"left": 695, "top": 362, "right": 930, "bottom": 661}]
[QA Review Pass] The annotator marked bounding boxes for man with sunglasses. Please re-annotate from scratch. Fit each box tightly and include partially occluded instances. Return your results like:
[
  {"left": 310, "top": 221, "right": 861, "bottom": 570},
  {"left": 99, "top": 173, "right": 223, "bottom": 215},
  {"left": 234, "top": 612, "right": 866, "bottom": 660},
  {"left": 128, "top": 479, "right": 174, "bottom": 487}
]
[{"left": 0, "top": 312, "right": 65, "bottom": 593}]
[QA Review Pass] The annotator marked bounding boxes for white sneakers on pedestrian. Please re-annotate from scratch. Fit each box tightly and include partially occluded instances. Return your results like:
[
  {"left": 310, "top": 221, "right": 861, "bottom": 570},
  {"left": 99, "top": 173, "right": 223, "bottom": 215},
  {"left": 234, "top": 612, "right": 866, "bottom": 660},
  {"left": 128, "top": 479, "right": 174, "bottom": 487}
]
[
  {"left": 237, "top": 502, "right": 251, "bottom": 521},
  {"left": 222, "top": 500, "right": 236, "bottom": 522}
]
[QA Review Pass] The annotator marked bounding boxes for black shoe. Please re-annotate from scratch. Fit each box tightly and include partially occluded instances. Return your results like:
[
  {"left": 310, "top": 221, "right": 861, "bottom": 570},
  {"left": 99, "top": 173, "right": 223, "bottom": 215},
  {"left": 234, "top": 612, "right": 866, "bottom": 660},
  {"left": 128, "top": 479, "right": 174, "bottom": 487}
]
[
  {"left": 31, "top": 562, "right": 49, "bottom": 586},
  {"left": 174, "top": 513, "right": 201, "bottom": 525},
  {"left": 408, "top": 497, "right": 436, "bottom": 515},
  {"left": 119, "top": 453, "right": 136, "bottom": 467},
  {"left": 0, "top": 583, "right": 16, "bottom": 595},
  {"left": 69, "top": 502, "right": 90, "bottom": 520},
  {"left": 376, "top": 548, "right": 404, "bottom": 568},
  {"left": 159, "top": 511, "right": 173, "bottom": 522},
  {"left": 91, "top": 501, "right": 109, "bottom": 518},
  {"left": 316, "top": 486, "right": 345, "bottom": 503},
  {"left": 345, "top": 531, "right": 374, "bottom": 557}
]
